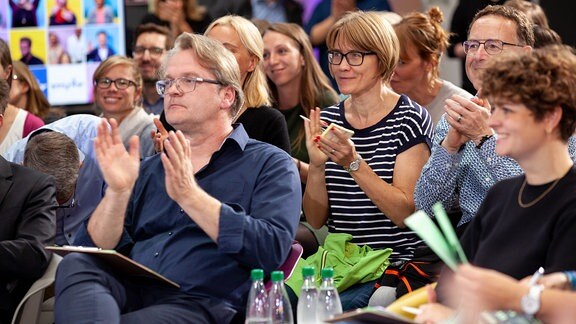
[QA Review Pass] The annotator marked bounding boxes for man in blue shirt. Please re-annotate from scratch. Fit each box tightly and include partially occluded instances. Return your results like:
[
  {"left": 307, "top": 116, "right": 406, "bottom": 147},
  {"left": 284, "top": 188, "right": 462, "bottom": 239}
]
[
  {"left": 414, "top": 6, "right": 534, "bottom": 227},
  {"left": 54, "top": 33, "right": 301, "bottom": 323}
]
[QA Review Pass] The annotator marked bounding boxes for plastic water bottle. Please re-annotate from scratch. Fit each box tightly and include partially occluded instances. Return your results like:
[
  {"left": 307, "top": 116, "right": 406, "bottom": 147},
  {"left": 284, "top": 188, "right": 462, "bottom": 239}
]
[
  {"left": 297, "top": 266, "right": 318, "bottom": 324},
  {"left": 316, "top": 267, "right": 342, "bottom": 323},
  {"left": 269, "top": 270, "right": 294, "bottom": 324},
  {"left": 246, "top": 269, "right": 271, "bottom": 324}
]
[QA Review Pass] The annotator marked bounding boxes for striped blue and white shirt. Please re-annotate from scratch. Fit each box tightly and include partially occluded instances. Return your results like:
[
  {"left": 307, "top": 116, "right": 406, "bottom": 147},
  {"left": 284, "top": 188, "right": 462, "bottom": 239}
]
[{"left": 321, "top": 95, "right": 434, "bottom": 262}]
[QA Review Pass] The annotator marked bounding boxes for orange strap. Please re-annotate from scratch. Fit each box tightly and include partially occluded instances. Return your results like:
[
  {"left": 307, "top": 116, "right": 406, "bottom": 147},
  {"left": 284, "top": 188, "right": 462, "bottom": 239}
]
[
  {"left": 374, "top": 268, "right": 412, "bottom": 292},
  {"left": 374, "top": 263, "right": 434, "bottom": 293}
]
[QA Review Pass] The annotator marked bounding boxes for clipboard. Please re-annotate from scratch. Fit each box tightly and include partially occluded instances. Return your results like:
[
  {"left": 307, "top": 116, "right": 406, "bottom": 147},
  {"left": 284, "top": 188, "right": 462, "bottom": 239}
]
[
  {"left": 45, "top": 246, "right": 180, "bottom": 288},
  {"left": 324, "top": 307, "right": 416, "bottom": 323}
]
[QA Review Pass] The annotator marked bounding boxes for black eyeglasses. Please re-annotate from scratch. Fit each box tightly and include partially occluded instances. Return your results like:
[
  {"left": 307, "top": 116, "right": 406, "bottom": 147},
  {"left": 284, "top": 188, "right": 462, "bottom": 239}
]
[
  {"left": 462, "top": 39, "right": 524, "bottom": 55},
  {"left": 133, "top": 46, "right": 165, "bottom": 58},
  {"left": 327, "top": 50, "right": 376, "bottom": 66},
  {"left": 94, "top": 78, "right": 138, "bottom": 90},
  {"left": 156, "top": 77, "right": 222, "bottom": 96}
]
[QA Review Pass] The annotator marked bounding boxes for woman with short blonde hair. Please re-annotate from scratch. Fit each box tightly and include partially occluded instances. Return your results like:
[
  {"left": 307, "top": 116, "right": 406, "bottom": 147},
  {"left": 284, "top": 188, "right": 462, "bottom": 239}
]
[
  {"left": 92, "top": 55, "right": 155, "bottom": 158},
  {"left": 303, "top": 11, "right": 434, "bottom": 309}
]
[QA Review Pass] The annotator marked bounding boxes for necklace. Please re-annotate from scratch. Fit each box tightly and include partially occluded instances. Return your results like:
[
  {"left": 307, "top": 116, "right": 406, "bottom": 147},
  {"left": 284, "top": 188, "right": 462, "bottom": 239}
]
[{"left": 517, "top": 177, "right": 562, "bottom": 208}]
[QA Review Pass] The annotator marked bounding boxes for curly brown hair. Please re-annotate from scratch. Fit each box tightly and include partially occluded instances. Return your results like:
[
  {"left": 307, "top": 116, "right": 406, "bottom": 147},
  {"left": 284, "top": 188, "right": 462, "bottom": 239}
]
[{"left": 481, "top": 45, "right": 576, "bottom": 141}]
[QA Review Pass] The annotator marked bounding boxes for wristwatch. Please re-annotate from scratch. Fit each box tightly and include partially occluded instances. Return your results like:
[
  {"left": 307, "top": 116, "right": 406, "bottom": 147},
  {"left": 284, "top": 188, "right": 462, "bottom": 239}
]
[
  {"left": 521, "top": 285, "right": 543, "bottom": 317},
  {"left": 345, "top": 155, "right": 362, "bottom": 173},
  {"left": 475, "top": 134, "right": 493, "bottom": 149}
]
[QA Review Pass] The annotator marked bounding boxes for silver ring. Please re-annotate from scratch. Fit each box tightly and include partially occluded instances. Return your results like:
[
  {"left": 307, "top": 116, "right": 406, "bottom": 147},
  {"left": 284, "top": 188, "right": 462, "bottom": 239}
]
[
  {"left": 457, "top": 115, "right": 463, "bottom": 123},
  {"left": 331, "top": 149, "right": 336, "bottom": 154}
]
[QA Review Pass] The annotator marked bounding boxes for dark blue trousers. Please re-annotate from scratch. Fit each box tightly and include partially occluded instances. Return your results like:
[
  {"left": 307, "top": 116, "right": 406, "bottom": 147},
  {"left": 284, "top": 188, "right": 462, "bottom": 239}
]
[{"left": 54, "top": 253, "right": 237, "bottom": 324}]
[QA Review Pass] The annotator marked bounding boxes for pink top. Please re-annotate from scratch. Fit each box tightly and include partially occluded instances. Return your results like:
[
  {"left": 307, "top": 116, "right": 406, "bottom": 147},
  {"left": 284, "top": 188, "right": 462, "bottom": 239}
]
[
  {"left": 96, "top": 9, "right": 106, "bottom": 24},
  {"left": 23, "top": 112, "right": 45, "bottom": 137}
]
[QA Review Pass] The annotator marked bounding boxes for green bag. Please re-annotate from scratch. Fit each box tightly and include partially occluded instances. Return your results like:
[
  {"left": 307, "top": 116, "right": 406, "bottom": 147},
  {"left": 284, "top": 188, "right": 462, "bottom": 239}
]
[{"left": 286, "top": 233, "right": 392, "bottom": 297}]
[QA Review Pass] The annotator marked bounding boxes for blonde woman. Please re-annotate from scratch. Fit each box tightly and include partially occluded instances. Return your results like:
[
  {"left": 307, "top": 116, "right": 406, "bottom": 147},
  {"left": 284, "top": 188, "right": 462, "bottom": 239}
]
[
  {"left": 92, "top": 55, "right": 155, "bottom": 158},
  {"left": 204, "top": 15, "right": 291, "bottom": 153},
  {"left": 418, "top": 45, "right": 576, "bottom": 324}
]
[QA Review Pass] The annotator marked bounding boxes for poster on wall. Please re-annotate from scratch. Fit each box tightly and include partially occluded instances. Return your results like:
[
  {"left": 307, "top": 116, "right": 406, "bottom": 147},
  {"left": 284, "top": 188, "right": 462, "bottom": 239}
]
[{"left": 1, "top": 0, "right": 126, "bottom": 106}]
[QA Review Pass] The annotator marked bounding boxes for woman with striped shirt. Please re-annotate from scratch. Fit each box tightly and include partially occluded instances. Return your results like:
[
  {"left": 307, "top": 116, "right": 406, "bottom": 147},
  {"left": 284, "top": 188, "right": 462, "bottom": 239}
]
[{"left": 303, "top": 11, "right": 434, "bottom": 309}]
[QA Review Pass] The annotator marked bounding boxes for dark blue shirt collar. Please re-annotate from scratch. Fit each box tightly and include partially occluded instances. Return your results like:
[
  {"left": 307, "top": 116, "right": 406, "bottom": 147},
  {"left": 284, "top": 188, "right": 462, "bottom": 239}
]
[{"left": 221, "top": 123, "right": 249, "bottom": 151}]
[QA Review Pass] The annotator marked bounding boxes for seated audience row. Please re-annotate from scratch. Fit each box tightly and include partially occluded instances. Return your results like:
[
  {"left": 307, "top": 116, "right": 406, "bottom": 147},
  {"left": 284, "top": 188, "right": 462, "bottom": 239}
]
[
  {"left": 1, "top": 3, "right": 574, "bottom": 323},
  {"left": 417, "top": 44, "right": 576, "bottom": 324}
]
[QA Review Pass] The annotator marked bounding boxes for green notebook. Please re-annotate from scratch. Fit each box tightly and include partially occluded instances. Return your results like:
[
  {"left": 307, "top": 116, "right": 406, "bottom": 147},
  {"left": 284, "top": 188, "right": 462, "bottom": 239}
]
[{"left": 404, "top": 203, "right": 468, "bottom": 270}]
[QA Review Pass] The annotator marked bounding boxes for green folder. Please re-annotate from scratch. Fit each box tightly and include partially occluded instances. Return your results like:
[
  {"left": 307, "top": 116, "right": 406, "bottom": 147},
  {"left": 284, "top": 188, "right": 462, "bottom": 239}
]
[{"left": 404, "top": 202, "right": 468, "bottom": 270}]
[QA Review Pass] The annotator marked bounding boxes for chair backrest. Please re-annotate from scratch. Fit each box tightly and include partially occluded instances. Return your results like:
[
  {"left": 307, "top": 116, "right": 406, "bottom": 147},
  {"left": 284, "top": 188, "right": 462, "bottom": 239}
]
[
  {"left": 265, "top": 241, "right": 303, "bottom": 290},
  {"left": 11, "top": 254, "right": 62, "bottom": 324}
]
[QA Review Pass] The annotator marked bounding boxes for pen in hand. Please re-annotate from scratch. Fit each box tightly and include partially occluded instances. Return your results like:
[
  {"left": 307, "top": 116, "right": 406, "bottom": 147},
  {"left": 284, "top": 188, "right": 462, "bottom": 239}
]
[
  {"left": 299, "top": 114, "right": 327, "bottom": 132},
  {"left": 528, "top": 267, "right": 545, "bottom": 286}
]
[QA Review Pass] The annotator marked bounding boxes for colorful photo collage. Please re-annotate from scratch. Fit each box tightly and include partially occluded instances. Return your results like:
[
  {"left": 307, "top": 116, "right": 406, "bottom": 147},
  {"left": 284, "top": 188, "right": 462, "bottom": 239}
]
[{"left": 0, "top": 0, "right": 125, "bottom": 105}]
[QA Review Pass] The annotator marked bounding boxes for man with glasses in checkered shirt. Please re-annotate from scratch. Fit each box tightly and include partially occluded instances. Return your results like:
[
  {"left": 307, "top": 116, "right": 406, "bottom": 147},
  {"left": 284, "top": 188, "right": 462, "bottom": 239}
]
[{"left": 414, "top": 5, "right": 537, "bottom": 230}]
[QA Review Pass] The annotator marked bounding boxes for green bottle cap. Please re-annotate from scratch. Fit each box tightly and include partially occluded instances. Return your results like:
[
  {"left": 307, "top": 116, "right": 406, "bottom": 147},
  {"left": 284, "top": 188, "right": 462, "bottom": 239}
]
[
  {"left": 251, "top": 269, "right": 264, "bottom": 281},
  {"left": 302, "top": 266, "right": 315, "bottom": 277},
  {"left": 321, "top": 267, "right": 334, "bottom": 279},
  {"left": 271, "top": 270, "right": 284, "bottom": 282}
]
